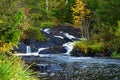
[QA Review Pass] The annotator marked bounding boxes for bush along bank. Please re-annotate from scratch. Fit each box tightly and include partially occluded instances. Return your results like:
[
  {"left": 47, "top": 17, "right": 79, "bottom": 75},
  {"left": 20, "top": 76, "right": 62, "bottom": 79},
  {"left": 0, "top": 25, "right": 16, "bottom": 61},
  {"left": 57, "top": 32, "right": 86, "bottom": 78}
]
[{"left": 71, "top": 40, "right": 111, "bottom": 57}]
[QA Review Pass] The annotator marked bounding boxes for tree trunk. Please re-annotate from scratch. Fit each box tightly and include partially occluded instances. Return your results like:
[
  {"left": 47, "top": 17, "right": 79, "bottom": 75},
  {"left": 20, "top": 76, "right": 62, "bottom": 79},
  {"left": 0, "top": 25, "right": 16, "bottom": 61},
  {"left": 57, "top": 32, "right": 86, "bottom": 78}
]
[{"left": 46, "top": 0, "right": 49, "bottom": 19}]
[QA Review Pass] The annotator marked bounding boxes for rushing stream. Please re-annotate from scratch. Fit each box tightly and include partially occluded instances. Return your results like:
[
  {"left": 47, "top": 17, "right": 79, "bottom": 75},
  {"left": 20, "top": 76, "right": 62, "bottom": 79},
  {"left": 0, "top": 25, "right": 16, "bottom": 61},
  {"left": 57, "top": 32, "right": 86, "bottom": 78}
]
[
  {"left": 23, "top": 45, "right": 120, "bottom": 80},
  {"left": 24, "top": 54, "right": 120, "bottom": 80},
  {"left": 17, "top": 27, "right": 120, "bottom": 80}
]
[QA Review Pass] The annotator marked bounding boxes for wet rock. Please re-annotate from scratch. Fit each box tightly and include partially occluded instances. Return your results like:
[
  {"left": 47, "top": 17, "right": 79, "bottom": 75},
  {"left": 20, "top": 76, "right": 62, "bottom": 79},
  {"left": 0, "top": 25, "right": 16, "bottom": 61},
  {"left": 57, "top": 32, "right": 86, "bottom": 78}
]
[
  {"left": 71, "top": 48, "right": 88, "bottom": 57},
  {"left": 16, "top": 25, "right": 81, "bottom": 54},
  {"left": 71, "top": 48, "right": 110, "bottom": 57},
  {"left": 50, "top": 25, "right": 81, "bottom": 37},
  {"left": 39, "top": 47, "right": 67, "bottom": 54},
  {"left": 15, "top": 43, "right": 27, "bottom": 53}
]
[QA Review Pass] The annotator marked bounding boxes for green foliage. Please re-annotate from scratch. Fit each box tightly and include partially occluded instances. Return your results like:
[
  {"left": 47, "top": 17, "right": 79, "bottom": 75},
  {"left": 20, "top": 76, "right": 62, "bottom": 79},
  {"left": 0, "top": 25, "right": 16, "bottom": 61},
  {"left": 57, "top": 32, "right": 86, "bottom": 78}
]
[
  {"left": 74, "top": 41, "right": 88, "bottom": 53},
  {"left": 85, "top": 0, "right": 120, "bottom": 56},
  {"left": 89, "top": 42, "right": 104, "bottom": 53},
  {"left": 116, "top": 21, "right": 120, "bottom": 36},
  {"left": 0, "top": 1, "right": 24, "bottom": 43},
  {"left": 24, "top": 0, "right": 58, "bottom": 27},
  {"left": 54, "top": 0, "right": 75, "bottom": 23},
  {"left": 111, "top": 52, "right": 120, "bottom": 58},
  {"left": 25, "top": 27, "right": 46, "bottom": 42},
  {"left": 87, "top": 0, "right": 120, "bottom": 25},
  {"left": 0, "top": 0, "right": 25, "bottom": 53},
  {"left": 0, "top": 55, "right": 37, "bottom": 80},
  {"left": 40, "top": 21, "right": 54, "bottom": 28}
]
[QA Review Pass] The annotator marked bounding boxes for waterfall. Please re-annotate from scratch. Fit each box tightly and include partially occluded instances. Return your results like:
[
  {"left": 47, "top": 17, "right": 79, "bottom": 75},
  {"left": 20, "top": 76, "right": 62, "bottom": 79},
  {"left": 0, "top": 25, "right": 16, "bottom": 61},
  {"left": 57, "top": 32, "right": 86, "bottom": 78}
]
[
  {"left": 26, "top": 46, "right": 31, "bottom": 54},
  {"left": 63, "top": 42, "right": 74, "bottom": 55},
  {"left": 63, "top": 33, "right": 76, "bottom": 40}
]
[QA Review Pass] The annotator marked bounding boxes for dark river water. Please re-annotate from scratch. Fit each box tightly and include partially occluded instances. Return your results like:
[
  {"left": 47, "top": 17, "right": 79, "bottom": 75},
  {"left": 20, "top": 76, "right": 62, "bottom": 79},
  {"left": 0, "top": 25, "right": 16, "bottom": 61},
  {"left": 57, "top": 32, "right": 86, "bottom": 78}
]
[{"left": 24, "top": 54, "right": 120, "bottom": 80}]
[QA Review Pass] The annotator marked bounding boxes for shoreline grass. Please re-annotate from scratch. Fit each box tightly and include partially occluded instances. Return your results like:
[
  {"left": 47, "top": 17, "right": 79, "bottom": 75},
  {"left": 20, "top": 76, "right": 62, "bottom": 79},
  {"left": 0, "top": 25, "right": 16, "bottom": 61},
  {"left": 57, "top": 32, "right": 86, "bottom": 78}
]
[{"left": 0, "top": 54, "right": 38, "bottom": 80}]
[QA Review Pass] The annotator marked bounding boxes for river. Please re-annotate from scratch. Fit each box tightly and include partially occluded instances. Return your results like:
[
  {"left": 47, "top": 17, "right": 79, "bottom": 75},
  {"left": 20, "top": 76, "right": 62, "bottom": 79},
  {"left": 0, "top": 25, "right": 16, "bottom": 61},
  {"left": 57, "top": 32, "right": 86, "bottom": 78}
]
[
  {"left": 22, "top": 53, "right": 120, "bottom": 80},
  {"left": 16, "top": 27, "right": 120, "bottom": 80}
]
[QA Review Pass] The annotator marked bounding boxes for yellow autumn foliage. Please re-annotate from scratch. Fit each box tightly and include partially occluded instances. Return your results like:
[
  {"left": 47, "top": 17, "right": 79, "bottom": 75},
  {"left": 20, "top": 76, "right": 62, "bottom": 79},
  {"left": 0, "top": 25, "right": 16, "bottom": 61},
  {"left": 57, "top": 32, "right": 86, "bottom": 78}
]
[
  {"left": 71, "top": 0, "right": 90, "bottom": 28},
  {"left": 74, "top": 41, "right": 88, "bottom": 54},
  {"left": 0, "top": 42, "right": 17, "bottom": 54}
]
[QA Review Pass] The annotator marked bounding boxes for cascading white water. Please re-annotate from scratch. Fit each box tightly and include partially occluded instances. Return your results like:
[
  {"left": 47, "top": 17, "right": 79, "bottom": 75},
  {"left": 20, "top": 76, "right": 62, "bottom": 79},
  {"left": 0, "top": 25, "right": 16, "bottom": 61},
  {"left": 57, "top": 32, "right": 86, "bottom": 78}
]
[
  {"left": 63, "top": 42, "right": 75, "bottom": 55},
  {"left": 63, "top": 33, "right": 76, "bottom": 40},
  {"left": 42, "top": 28, "right": 50, "bottom": 34},
  {"left": 15, "top": 47, "right": 49, "bottom": 56},
  {"left": 26, "top": 46, "right": 31, "bottom": 54},
  {"left": 37, "top": 47, "right": 49, "bottom": 53},
  {"left": 54, "top": 35, "right": 64, "bottom": 39}
]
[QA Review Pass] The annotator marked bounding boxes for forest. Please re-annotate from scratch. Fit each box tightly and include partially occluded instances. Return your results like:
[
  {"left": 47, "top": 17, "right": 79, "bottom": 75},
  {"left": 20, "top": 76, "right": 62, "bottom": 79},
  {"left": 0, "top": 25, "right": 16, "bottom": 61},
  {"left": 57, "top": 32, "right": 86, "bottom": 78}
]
[{"left": 0, "top": 0, "right": 120, "bottom": 80}]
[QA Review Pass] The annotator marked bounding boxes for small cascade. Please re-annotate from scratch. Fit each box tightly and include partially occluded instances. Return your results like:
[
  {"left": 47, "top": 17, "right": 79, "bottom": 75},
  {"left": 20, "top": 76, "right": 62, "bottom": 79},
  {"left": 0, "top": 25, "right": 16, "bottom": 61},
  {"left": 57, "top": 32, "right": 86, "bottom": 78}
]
[
  {"left": 37, "top": 47, "right": 49, "bottom": 53},
  {"left": 42, "top": 28, "right": 50, "bottom": 34},
  {"left": 63, "top": 42, "right": 75, "bottom": 55},
  {"left": 26, "top": 46, "right": 31, "bottom": 54},
  {"left": 54, "top": 35, "right": 64, "bottom": 39},
  {"left": 63, "top": 33, "right": 76, "bottom": 40}
]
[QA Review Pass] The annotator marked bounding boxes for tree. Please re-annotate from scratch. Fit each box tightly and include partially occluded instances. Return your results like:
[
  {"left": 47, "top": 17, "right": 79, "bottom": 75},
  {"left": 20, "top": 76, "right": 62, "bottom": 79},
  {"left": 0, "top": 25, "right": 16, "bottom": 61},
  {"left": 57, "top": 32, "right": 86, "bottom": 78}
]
[
  {"left": 54, "top": 0, "right": 75, "bottom": 23},
  {"left": 71, "top": 0, "right": 90, "bottom": 39},
  {"left": 0, "top": 0, "right": 25, "bottom": 53}
]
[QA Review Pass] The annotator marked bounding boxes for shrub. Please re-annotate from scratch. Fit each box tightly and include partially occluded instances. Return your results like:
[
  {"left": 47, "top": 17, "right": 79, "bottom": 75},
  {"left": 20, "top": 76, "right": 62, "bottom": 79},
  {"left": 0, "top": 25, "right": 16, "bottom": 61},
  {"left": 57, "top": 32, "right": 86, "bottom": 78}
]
[
  {"left": 25, "top": 27, "right": 46, "bottom": 42},
  {"left": 74, "top": 41, "right": 88, "bottom": 53},
  {"left": 74, "top": 41, "right": 105, "bottom": 54},
  {"left": 89, "top": 42, "right": 104, "bottom": 53},
  {"left": 111, "top": 51, "right": 120, "bottom": 58}
]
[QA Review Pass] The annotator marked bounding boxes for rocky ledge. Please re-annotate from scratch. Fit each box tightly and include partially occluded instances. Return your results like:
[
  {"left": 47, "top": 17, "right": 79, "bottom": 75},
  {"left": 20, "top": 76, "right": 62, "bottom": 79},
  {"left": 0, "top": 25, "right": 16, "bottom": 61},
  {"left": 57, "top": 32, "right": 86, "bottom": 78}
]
[{"left": 15, "top": 25, "right": 81, "bottom": 55}]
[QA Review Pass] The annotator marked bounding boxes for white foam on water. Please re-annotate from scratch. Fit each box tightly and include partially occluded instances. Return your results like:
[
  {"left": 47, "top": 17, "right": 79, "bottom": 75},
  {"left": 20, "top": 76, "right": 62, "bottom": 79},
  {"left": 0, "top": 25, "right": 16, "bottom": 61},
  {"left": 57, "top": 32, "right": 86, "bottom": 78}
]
[
  {"left": 42, "top": 28, "right": 50, "bottom": 34},
  {"left": 54, "top": 35, "right": 64, "bottom": 39},
  {"left": 40, "top": 54, "right": 53, "bottom": 57},
  {"left": 15, "top": 47, "right": 49, "bottom": 57},
  {"left": 70, "top": 57, "right": 92, "bottom": 60},
  {"left": 63, "top": 33, "right": 76, "bottom": 40},
  {"left": 14, "top": 53, "right": 52, "bottom": 57},
  {"left": 37, "top": 47, "right": 49, "bottom": 53},
  {"left": 60, "top": 31, "right": 63, "bottom": 33},
  {"left": 26, "top": 46, "right": 31, "bottom": 54},
  {"left": 14, "top": 52, "right": 39, "bottom": 56},
  {"left": 63, "top": 42, "right": 75, "bottom": 55}
]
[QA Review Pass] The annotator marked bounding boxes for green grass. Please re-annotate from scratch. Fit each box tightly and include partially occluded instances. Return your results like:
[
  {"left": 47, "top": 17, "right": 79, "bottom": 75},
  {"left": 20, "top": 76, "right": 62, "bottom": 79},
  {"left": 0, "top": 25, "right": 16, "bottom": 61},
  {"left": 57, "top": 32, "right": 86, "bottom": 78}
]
[
  {"left": 0, "top": 55, "right": 38, "bottom": 80},
  {"left": 111, "top": 52, "right": 120, "bottom": 58},
  {"left": 73, "top": 41, "right": 105, "bottom": 54}
]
